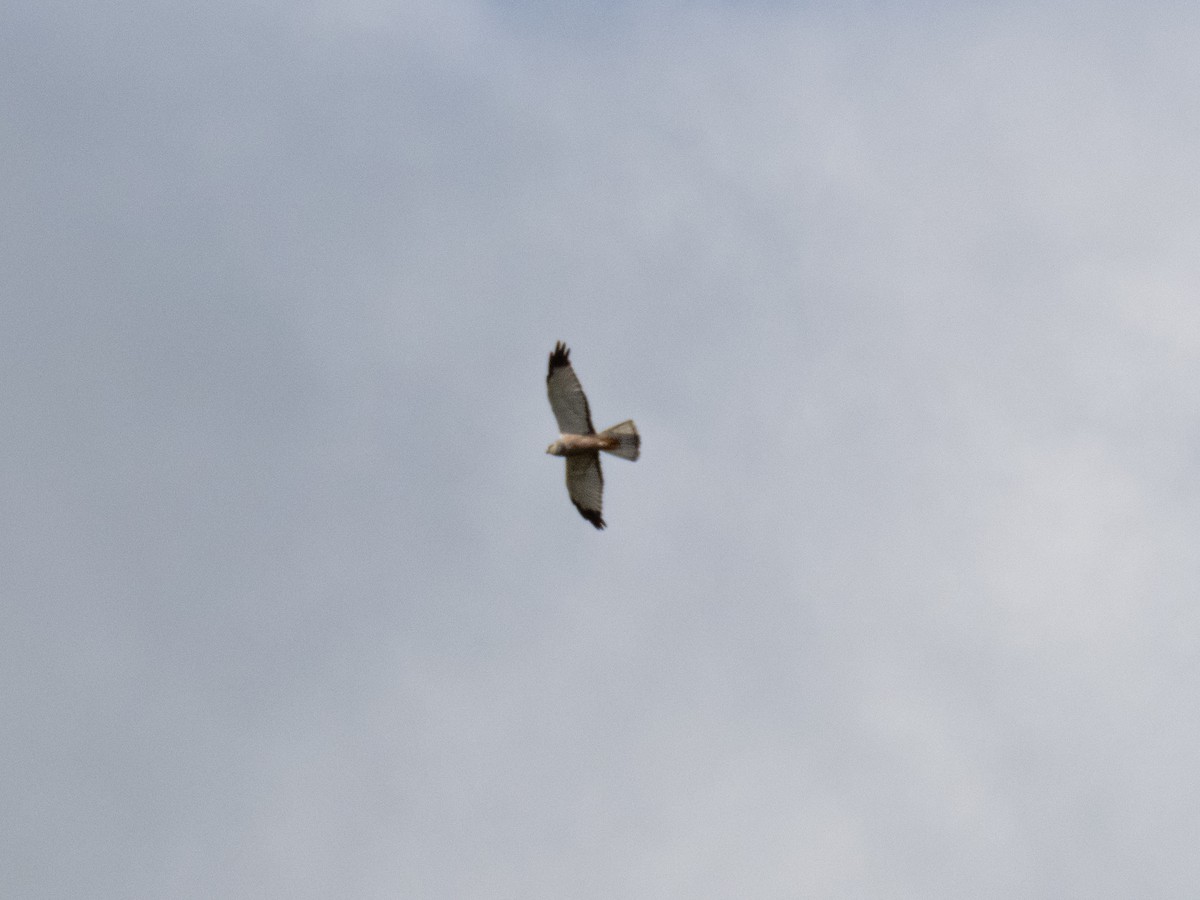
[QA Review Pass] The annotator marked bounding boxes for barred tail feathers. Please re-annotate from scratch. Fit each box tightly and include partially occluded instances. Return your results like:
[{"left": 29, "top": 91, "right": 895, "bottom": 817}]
[{"left": 600, "top": 420, "right": 640, "bottom": 461}]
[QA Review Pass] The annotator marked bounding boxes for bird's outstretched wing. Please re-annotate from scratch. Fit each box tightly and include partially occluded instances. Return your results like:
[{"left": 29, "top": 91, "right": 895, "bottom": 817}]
[
  {"left": 547, "top": 341, "right": 595, "bottom": 435},
  {"left": 565, "top": 452, "right": 605, "bottom": 529}
]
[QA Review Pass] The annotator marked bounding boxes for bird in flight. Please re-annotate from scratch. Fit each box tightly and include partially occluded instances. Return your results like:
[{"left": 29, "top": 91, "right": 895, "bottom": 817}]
[{"left": 545, "top": 341, "right": 639, "bottom": 529}]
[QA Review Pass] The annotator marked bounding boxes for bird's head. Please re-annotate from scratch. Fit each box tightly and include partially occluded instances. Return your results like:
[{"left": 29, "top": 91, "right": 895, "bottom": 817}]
[{"left": 546, "top": 440, "right": 565, "bottom": 456}]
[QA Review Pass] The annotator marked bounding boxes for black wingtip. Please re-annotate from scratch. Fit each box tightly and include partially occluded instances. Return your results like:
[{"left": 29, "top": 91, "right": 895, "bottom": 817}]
[
  {"left": 574, "top": 503, "right": 606, "bottom": 530},
  {"left": 548, "top": 341, "right": 571, "bottom": 379}
]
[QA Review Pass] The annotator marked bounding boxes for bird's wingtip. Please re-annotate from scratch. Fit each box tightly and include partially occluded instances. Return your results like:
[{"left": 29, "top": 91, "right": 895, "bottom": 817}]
[{"left": 548, "top": 341, "right": 571, "bottom": 378}]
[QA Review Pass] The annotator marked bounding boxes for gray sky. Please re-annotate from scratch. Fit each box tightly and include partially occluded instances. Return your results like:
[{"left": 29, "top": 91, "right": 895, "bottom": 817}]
[{"left": 5, "top": 2, "right": 1200, "bottom": 897}]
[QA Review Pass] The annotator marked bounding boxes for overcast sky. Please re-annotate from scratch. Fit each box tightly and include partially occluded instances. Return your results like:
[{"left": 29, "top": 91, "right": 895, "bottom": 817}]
[{"left": 5, "top": 2, "right": 1200, "bottom": 897}]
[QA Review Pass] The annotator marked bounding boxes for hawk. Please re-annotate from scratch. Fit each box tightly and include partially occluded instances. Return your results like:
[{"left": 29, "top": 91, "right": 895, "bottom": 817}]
[{"left": 545, "top": 341, "right": 640, "bottom": 529}]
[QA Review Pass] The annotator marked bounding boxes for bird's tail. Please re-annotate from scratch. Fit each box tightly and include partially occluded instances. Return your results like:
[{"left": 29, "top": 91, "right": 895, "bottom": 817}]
[{"left": 600, "top": 420, "right": 640, "bottom": 461}]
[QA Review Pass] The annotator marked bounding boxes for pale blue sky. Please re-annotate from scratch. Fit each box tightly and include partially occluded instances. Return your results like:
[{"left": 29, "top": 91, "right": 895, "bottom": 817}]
[{"left": 4, "top": 2, "right": 1199, "bottom": 897}]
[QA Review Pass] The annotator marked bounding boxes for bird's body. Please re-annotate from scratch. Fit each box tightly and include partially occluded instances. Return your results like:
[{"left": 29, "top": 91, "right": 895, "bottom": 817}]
[
  {"left": 544, "top": 342, "right": 639, "bottom": 529},
  {"left": 546, "top": 429, "right": 630, "bottom": 456}
]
